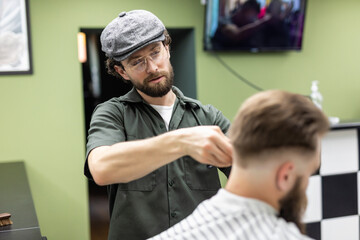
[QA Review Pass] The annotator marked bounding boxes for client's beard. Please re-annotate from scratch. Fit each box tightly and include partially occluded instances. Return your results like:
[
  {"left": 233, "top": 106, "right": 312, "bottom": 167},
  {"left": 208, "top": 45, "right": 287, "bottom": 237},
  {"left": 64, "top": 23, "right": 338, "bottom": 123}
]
[{"left": 278, "top": 177, "right": 308, "bottom": 234}]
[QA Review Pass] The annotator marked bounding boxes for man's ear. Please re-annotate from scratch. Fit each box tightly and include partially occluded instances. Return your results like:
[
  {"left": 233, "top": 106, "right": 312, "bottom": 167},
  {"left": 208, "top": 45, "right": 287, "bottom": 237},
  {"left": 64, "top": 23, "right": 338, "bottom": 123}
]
[
  {"left": 276, "top": 161, "right": 295, "bottom": 192},
  {"left": 114, "top": 65, "right": 130, "bottom": 81},
  {"left": 165, "top": 45, "right": 170, "bottom": 59}
]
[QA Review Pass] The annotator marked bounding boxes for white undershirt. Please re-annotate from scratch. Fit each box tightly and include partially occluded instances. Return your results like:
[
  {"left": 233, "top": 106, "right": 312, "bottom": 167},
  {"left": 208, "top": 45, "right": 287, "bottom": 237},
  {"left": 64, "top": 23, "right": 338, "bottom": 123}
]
[{"left": 150, "top": 104, "right": 174, "bottom": 130}]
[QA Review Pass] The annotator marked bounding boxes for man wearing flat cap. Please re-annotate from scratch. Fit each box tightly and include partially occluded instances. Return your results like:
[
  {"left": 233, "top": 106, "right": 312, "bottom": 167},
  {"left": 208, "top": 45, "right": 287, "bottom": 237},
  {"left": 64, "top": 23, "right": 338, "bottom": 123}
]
[{"left": 84, "top": 10, "right": 232, "bottom": 239}]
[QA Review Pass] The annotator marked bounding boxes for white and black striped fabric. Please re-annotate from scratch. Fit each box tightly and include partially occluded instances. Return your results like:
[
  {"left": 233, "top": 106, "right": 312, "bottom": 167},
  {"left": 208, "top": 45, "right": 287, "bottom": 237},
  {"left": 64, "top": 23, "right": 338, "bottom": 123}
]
[{"left": 149, "top": 189, "right": 313, "bottom": 240}]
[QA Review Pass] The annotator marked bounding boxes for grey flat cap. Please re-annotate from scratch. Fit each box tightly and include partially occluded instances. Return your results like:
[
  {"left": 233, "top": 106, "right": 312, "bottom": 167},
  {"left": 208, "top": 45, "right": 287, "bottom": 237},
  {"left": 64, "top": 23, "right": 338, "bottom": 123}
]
[{"left": 100, "top": 10, "right": 165, "bottom": 61}]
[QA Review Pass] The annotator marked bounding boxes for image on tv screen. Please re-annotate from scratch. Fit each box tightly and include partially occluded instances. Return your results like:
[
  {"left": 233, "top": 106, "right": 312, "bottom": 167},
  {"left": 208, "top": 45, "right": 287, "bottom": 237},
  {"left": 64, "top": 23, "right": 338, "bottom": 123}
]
[{"left": 204, "top": 0, "right": 307, "bottom": 52}]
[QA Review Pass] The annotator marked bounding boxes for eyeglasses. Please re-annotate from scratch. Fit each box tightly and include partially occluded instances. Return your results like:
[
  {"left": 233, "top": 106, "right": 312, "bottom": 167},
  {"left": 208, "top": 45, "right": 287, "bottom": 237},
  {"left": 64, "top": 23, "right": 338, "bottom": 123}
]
[{"left": 125, "top": 45, "right": 167, "bottom": 73}]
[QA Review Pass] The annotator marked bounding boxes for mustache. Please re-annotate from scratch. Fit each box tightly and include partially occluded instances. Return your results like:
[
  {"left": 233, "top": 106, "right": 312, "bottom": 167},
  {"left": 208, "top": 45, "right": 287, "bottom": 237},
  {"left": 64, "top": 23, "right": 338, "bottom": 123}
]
[{"left": 145, "top": 72, "right": 166, "bottom": 82}]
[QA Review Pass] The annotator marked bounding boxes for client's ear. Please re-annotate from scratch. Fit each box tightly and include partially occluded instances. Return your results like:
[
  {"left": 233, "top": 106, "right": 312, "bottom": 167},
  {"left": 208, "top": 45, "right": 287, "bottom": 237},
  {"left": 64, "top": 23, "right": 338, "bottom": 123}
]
[{"left": 276, "top": 161, "right": 295, "bottom": 192}]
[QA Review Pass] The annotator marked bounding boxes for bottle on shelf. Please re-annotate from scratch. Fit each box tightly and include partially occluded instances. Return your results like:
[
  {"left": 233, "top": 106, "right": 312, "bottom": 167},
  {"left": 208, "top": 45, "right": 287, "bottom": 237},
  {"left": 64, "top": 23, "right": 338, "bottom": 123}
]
[
  {"left": 310, "top": 81, "right": 340, "bottom": 125},
  {"left": 310, "top": 80, "right": 323, "bottom": 110}
]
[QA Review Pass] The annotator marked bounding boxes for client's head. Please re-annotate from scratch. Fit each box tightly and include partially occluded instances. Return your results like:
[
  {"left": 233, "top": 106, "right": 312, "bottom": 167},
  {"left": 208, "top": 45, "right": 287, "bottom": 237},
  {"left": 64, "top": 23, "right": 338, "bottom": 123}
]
[{"left": 227, "top": 90, "right": 329, "bottom": 233}]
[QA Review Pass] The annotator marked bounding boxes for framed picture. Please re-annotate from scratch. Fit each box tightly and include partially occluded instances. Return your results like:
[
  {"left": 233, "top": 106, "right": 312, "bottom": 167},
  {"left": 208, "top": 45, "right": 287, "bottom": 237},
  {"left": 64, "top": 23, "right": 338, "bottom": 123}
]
[{"left": 0, "top": 0, "right": 33, "bottom": 75}]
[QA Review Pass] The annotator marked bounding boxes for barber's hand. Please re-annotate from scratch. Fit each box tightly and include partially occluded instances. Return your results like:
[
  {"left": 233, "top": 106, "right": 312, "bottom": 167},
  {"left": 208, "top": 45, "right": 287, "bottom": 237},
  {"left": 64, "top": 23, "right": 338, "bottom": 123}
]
[{"left": 177, "top": 126, "right": 233, "bottom": 167}]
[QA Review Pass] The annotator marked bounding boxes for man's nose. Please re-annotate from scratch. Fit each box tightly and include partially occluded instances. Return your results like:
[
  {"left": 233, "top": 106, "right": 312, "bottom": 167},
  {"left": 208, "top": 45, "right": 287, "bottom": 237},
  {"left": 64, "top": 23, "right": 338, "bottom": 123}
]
[{"left": 145, "top": 57, "right": 158, "bottom": 73}]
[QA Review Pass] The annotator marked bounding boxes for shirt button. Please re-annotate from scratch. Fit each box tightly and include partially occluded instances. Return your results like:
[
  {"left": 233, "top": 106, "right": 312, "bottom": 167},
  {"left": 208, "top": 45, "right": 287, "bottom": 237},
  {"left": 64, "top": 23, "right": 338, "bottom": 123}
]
[
  {"left": 168, "top": 180, "right": 174, "bottom": 187},
  {"left": 171, "top": 212, "right": 176, "bottom": 218}
]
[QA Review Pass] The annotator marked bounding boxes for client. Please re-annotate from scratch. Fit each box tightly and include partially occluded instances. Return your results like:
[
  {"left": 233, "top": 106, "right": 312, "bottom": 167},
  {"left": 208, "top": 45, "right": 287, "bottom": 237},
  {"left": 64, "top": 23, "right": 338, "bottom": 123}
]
[{"left": 149, "top": 90, "right": 329, "bottom": 239}]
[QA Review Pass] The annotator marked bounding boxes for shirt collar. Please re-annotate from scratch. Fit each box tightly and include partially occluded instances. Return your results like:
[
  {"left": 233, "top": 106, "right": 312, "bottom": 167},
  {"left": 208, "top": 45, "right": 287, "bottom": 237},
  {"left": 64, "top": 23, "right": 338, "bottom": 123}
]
[
  {"left": 214, "top": 189, "right": 279, "bottom": 216},
  {"left": 119, "top": 86, "right": 201, "bottom": 109}
]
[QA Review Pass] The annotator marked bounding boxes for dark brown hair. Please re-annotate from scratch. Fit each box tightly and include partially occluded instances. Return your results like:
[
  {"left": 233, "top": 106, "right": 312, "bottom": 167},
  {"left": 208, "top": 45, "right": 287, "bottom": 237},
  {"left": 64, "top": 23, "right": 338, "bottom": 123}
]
[
  {"left": 229, "top": 90, "right": 329, "bottom": 166},
  {"left": 105, "top": 29, "right": 172, "bottom": 81}
]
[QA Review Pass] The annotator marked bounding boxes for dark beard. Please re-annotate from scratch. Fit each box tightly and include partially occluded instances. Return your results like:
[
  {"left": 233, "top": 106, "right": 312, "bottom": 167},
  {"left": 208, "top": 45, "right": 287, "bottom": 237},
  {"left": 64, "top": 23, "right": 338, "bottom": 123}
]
[
  {"left": 132, "top": 65, "right": 174, "bottom": 98},
  {"left": 278, "top": 177, "right": 308, "bottom": 234}
]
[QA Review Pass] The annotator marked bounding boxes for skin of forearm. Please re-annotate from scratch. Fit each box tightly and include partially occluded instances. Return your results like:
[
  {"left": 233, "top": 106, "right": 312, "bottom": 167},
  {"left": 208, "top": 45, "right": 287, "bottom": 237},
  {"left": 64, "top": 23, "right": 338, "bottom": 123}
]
[{"left": 88, "top": 130, "right": 185, "bottom": 186}]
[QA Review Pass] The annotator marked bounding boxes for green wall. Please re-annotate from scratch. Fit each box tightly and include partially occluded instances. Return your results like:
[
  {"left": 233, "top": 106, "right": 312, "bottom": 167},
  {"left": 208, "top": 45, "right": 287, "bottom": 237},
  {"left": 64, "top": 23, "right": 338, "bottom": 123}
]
[
  {"left": 199, "top": 0, "right": 360, "bottom": 121},
  {"left": 0, "top": 0, "right": 359, "bottom": 239}
]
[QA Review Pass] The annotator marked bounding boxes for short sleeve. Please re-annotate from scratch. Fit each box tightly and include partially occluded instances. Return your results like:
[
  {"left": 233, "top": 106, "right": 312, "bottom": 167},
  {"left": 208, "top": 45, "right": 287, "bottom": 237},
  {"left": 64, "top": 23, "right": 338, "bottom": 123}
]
[
  {"left": 84, "top": 101, "right": 126, "bottom": 179},
  {"left": 213, "top": 107, "right": 230, "bottom": 134}
]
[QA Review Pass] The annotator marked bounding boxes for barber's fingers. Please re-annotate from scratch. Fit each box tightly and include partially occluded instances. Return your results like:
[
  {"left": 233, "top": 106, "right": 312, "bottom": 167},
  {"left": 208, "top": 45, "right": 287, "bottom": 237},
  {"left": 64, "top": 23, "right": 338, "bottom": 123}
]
[
  {"left": 209, "top": 127, "right": 233, "bottom": 162},
  {"left": 214, "top": 131, "right": 233, "bottom": 158},
  {"left": 201, "top": 136, "right": 232, "bottom": 167},
  {"left": 202, "top": 150, "right": 231, "bottom": 168},
  {"left": 208, "top": 143, "right": 232, "bottom": 167},
  {"left": 181, "top": 125, "right": 232, "bottom": 166}
]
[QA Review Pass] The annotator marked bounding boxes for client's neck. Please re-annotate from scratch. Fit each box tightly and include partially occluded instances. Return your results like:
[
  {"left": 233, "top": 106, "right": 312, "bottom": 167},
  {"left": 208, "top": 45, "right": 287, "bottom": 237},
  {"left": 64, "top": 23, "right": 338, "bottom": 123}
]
[{"left": 225, "top": 165, "right": 280, "bottom": 211}]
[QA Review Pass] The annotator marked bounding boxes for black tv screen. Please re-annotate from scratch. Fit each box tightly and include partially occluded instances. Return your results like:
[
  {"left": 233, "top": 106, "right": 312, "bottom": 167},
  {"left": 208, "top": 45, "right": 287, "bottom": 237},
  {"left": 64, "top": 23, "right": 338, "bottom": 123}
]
[{"left": 204, "top": 0, "right": 307, "bottom": 52}]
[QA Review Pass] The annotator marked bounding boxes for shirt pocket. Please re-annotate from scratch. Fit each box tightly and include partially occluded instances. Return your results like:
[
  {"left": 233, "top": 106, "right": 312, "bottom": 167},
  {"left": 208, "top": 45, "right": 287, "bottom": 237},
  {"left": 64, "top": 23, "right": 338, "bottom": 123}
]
[
  {"left": 117, "top": 171, "right": 156, "bottom": 191},
  {"left": 184, "top": 156, "right": 221, "bottom": 190}
]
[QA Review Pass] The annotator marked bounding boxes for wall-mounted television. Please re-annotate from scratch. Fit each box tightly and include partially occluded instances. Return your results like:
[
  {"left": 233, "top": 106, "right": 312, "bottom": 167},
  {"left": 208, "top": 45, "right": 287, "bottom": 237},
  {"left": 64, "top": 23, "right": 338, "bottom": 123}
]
[{"left": 204, "top": 0, "right": 307, "bottom": 52}]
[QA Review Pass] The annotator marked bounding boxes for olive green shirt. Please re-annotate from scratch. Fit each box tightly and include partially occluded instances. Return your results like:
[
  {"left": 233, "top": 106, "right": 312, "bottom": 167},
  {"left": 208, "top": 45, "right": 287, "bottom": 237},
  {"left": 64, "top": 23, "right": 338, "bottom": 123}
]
[{"left": 85, "top": 87, "right": 230, "bottom": 240}]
